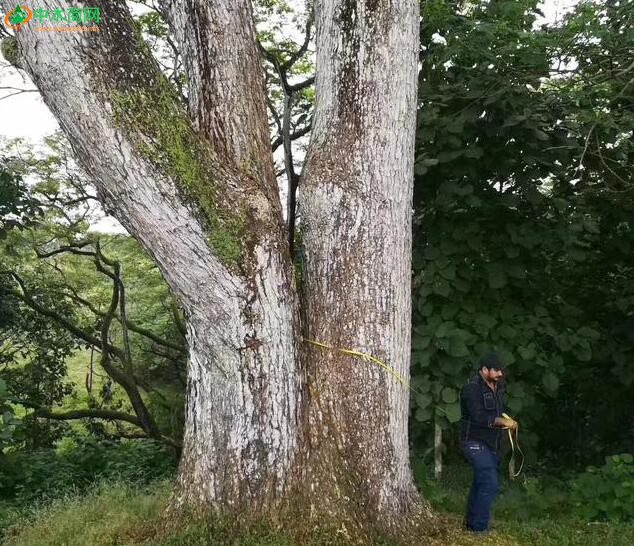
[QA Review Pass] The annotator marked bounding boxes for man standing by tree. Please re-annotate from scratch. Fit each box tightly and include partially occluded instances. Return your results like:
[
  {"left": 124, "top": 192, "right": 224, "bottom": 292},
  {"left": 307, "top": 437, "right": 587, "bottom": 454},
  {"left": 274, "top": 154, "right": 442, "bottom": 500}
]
[{"left": 459, "top": 352, "right": 517, "bottom": 533}]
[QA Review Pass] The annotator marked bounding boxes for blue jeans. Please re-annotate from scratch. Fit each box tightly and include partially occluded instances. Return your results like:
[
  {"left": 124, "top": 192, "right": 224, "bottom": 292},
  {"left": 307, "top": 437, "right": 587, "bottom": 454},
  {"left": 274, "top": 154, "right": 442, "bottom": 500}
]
[{"left": 461, "top": 441, "right": 499, "bottom": 532}]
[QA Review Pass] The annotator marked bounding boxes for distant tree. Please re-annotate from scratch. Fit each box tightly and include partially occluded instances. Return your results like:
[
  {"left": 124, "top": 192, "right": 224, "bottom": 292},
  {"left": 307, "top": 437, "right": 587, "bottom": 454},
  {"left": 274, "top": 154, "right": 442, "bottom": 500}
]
[{"left": 1, "top": 144, "right": 185, "bottom": 449}]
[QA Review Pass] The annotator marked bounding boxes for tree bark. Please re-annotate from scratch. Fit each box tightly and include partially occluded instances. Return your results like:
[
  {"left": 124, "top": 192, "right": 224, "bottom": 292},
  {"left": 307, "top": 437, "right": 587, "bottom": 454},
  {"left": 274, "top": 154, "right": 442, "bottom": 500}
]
[
  {"left": 1, "top": 0, "right": 301, "bottom": 512},
  {"left": 1, "top": 0, "right": 425, "bottom": 535},
  {"left": 298, "top": 0, "right": 423, "bottom": 530}
]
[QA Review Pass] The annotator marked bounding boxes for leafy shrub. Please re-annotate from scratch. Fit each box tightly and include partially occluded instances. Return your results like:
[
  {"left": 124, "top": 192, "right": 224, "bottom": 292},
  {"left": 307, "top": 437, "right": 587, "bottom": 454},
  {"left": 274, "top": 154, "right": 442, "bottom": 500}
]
[
  {"left": 570, "top": 454, "right": 634, "bottom": 522},
  {"left": 411, "top": 457, "right": 454, "bottom": 511},
  {"left": 0, "top": 379, "right": 23, "bottom": 452},
  {"left": 412, "top": 457, "right": 574, "bottom": 520},
  {"left": 495, "top": 476, "right": 571, "bottom": 520},
  {"left": 0, "top": 438, "right": 176, "bottom": 503}
]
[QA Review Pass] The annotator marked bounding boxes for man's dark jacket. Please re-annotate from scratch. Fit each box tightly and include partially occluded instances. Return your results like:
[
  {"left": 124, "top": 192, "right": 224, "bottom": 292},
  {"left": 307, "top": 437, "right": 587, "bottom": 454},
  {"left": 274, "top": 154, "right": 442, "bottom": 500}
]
[{"left": 459, "top": 373, "right": 505, "bottom": 452}]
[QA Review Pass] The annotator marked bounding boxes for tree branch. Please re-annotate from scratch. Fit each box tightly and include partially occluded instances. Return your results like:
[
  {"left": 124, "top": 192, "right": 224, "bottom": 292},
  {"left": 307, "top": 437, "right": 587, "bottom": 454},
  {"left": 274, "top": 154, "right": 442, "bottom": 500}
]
[
  {"left": 288, "top": 76, "right": 315, "bottom": 94},
  {"left": 92, "top": 240, "right": 162, "bottom": 441},
  {"left": 36, "top": 242, "right": 186, "bottom": 354},
  {"left": 8, "top": 272, "right": 123, "bottom": 359},
  {"left": 282, "top": 93, "right": 300, "bottom": 254},
  {"left": 36, "top": 407, "right": 143, "bottom": 427},
  {"left": 281, "top": 8, "right": 314, "bottom": 72},
  {"left": 0, "top": 89, "right": 38, "bottom": 101},
  {"left": 35, "top": 241, "right": 95, "bottom": 259},
  {"left": 271, "top": 122, "right": 312, "bottom": 152},
  {"left": 67, "top": 287, "right": 186, "bottom": 354}
]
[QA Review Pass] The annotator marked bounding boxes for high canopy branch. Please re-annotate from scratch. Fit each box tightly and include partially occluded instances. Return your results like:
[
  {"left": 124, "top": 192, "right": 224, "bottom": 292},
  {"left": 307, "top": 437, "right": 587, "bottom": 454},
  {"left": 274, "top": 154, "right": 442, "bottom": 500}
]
[{"left": 159, "top": 0, "right": 283, "bottom": 215}]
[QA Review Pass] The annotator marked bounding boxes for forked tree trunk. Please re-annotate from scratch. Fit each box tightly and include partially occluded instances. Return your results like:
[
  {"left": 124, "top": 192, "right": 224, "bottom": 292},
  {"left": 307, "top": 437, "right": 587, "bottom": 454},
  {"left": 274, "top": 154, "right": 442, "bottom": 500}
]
[{"left": 1, "top": 0, "right": 425, "bottom": 535}]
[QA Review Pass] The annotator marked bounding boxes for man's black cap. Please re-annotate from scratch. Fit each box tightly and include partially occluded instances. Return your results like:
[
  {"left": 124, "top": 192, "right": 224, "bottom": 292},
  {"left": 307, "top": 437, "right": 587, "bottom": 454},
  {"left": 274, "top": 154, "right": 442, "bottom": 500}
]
[{"left": 477, "top": 352, "right": 503, "bottom": 370}]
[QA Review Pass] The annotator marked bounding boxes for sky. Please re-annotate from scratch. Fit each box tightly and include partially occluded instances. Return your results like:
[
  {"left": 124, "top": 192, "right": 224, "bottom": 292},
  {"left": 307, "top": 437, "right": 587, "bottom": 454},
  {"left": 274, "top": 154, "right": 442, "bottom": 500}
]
[{"left": 0, "top": 0, "right": 581, "bottom": 232}]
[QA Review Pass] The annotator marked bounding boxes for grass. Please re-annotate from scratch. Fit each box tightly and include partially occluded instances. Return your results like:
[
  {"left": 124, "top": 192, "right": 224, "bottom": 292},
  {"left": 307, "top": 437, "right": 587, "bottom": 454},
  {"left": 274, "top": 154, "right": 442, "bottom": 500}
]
[
  {"left": 435, "top": 513, "right": 634, "bottom": 546},
  {"left": 2, "top": 477, "right": 634, "bottom": 546},
  {"left": 2, "top": 481, "right": 169, "bottom": 546}
]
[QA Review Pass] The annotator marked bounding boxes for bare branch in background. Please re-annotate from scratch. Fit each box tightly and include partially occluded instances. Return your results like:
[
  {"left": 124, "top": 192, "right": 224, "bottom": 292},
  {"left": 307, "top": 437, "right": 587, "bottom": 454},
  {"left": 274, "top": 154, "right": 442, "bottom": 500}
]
[
  {"left": 258, "top": 4, "right": 315, "bottom": 255},
  {"left": 0, "top": 89, "right": 37, "bottom": 101},
  {"left": 281, "top": 11, "right": 314, "bottom": 72},
  {"left": 271, "top": 122, "right": 312, "bottom": 153}
]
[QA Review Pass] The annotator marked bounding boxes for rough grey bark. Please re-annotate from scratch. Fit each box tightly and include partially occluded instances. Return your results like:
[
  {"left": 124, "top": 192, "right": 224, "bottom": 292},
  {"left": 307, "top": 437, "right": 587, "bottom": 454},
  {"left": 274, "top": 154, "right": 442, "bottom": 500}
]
[
  {"left": 0, "top": 0, "right": 424, "bottom": 532},
  {"left": 0, "top": 0, "right": 300, "bottom": 511},
  {"left": 160, "top": 0, "right": 273, "bottom": 173},
  {"left": 158, "top": 0, "right": 303, "bottom": 510},
  {"left": 298, "top": 0, "right": 423, "bottom": 527}
]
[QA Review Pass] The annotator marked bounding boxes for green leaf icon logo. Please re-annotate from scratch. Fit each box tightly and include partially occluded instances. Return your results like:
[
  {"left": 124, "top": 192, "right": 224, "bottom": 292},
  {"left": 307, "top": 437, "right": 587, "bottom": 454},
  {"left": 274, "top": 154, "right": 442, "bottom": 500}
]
[{"left": 9, "top": 5, "right": 28, "bottom": 25}]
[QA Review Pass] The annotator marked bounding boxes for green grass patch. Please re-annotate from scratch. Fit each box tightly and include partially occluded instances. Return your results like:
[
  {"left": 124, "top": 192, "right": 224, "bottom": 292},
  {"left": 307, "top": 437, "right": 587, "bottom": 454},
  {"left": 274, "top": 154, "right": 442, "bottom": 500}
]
[
  {"left": 3, "top": 478, "right": 634, "bottom": 546},
  {"left": 2, "top": 481, "right": 169, "bottom": 546},
  {"left": 61, "top": 349, "right": 129, "bottom": 413}
]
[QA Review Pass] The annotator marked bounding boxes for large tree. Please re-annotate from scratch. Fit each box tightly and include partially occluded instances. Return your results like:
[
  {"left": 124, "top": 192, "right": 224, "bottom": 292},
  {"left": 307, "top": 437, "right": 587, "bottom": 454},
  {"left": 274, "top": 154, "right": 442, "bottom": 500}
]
[{"left": 0, "top": 0, "right": 422, "bottom": 535}]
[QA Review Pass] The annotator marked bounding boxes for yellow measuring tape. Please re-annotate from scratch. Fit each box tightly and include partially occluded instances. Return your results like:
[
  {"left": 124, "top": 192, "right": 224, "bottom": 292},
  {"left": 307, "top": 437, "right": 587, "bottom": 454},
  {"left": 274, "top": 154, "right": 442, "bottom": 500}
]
[
  {"left": 303, "top": 338, "right": 447, "bottom": 417},
  {"left": 502, "top": 412, "right": 525, "bottom": 479},
  {"left": 304, "top": 338, "right": 411, "bottom": 390},
  {"left": 304, "top": 338, "right": 524, "bottom": 478}
]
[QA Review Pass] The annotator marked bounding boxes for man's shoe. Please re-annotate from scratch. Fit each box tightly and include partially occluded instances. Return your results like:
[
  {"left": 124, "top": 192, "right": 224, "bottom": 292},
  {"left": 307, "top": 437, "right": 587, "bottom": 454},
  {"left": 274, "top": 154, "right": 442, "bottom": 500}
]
[{"left": 462, "top": 522, "right": 490, "bottom": 534}]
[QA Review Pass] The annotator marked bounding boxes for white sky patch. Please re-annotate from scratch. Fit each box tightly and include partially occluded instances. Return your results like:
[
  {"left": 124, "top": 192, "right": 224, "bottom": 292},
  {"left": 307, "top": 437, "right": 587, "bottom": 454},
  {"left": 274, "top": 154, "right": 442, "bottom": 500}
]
[
  {"left": 537, "top": 0, "right": 580, "bottom": 26},
  {"left": 0, "top": 67, "right": 59, "bottom": 140},
  {"left": 430, "top": 33, "right": 447, "bottom": 46}
]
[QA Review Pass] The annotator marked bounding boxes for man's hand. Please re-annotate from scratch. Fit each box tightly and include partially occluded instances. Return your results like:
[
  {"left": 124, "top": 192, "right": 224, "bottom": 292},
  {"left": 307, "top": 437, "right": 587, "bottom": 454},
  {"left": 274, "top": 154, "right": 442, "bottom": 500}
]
[{"left": 495, "top": 416, "right": 518, "bottom": 430}]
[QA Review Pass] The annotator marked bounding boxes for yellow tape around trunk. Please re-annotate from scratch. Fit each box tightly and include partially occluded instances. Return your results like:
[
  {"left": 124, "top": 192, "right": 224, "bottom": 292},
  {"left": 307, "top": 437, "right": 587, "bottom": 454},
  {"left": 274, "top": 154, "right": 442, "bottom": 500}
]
[
  {"left": 303, "top": 338, "right": 447, "bottom": 417},
  {"left": 303, "top": 338, "right": 411, "bottom": 390}
]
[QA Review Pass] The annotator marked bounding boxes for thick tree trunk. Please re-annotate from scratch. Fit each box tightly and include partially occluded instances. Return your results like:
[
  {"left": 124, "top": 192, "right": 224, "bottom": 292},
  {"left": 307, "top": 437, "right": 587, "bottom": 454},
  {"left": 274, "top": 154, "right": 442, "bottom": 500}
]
[
  {"left": 1, "top": 0, "right": 301, "bottom": 512},
  {"left": 298, "top": 0, "right": 424, "bottom": 531},
  {"left": 158, "top": 0, "right": 303, "bottom": 511},
  {"left": 1, "top": 0, "right": 425, "bottom": 535}
]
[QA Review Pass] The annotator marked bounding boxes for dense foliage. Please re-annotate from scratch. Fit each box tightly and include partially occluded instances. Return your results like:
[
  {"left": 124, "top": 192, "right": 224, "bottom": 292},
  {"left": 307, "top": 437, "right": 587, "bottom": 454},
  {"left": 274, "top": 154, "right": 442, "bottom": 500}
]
[
  {"left": 0, "top": 142, "right": 185, "bottom": 450},
  {"left": 570, "top": 454, "right": 634, "bottom": 522},
  {"left": 411, "top": 0, "right": 633, "bottom": 466},
  {"left": 0, "top": 438, "right": 175, "bottom": 504}
]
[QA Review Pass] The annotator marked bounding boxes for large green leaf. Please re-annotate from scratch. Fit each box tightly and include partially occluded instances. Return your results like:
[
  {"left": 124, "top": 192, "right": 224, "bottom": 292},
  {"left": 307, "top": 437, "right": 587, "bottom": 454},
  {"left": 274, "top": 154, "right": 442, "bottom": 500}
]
[
  {"left": 444, "top": 402, "right": 462, "bottom": 423},
  {"left": 542, "top": 371, "right": 559, "bottom": 392},
  {"left": 415, "top": 407, "right": 432, "bottom": 422},
  {"left": 432, "top": 279, "right": 451, "bottom": 297},
  {"left": 412, "top": 334, "right": 431, "bottom": 351},
  {"left": 488, "top": 268, "right": 507, "bottom": 289},
  {"left": 441, "top": 387, "right": 458, "bottom": 404},
  {"left": 518, "top": 344, "right": 536, "bottom": 360},
  {"left": 416, "top": 393, "right": 433, "bottom": 409},
  {"left": 447, "top": 336, "right": 469, "bottom": 358}
]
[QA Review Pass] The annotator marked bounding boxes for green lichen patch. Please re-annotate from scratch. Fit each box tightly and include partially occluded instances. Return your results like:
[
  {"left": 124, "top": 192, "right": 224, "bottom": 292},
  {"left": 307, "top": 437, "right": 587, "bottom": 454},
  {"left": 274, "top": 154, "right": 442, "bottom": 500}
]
[
  {"left": 1, "top": 37, "right": 20, "bottom": 68},
  {"left": 206, "top": 215, "right": 245, "bottom": 266},
  {"left": 109, "top": 75, "right": 245, "bottom": 267}
]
